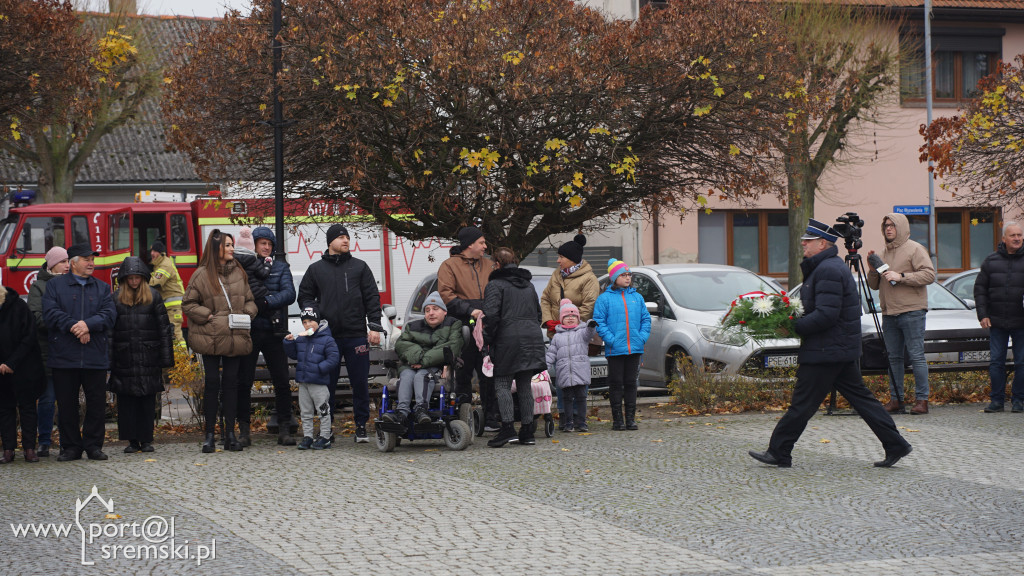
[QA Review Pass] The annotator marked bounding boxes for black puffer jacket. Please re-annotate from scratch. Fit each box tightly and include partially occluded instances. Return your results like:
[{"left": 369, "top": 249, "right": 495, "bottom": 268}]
[
  {"left": 975, "top": 242, "right": 1024, "bottom": 329},
  {"left": 0, "top": 286, "right": 45, "bottom": 394},
  {"left": 794, "top": 246, "right": 863, "bottom": 364},
  {"left": 108, "top": 270, "right": 174, "bottom": 397},
  {"left": 482, "top": 265, "right": 546, "bottom": 376},
  {"left": 298, "top": 252, "right": 382, "bottom": 339}
]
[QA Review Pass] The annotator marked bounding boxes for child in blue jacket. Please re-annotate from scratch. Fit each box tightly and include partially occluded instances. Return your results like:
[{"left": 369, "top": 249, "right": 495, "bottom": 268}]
[
  {"left": 283, "top": 309, "right": 340, "bottom": 450},
  {"left": 593, "top": 259, "right": 651, "bottom": 431}
]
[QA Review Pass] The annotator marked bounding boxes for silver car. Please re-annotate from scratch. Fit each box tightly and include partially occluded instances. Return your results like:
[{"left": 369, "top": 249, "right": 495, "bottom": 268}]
[
  {"left": 942, "top": 268, "right": 979, "bottom": 307},
  {"left": 598, "top": 264, "right": 801, "bottom": 387}
]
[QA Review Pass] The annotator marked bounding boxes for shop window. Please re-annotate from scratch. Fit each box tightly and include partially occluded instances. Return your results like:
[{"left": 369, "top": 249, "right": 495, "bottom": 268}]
[
  {"left": 900, "top": 27, "right": 1003, "bottom": 103},
  {"left": 698, "top": 210, "right": 789, "bottom": 276},
  {"left": 906, "top": 208, "right": 999, "bottom": 271}
]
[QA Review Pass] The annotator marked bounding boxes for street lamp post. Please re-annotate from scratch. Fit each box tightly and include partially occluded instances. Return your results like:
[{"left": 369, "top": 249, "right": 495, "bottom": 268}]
[
  {"left": 272, "top": 0, "right": 286, "bottom": 261},
  {"left": 925, "top": 0, "right": 937, "bottom": 270}
]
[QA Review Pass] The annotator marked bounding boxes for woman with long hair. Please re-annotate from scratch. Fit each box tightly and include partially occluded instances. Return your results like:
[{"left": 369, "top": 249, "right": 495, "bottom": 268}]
[
  {"left": 482, "top": 247, "right": 547, "bottom": 448},
  {"left": 109, "top": 257, "right": 174, "bottom": 453},
  {"left": 183, "top": 229, "right": 257, "bottom": 453}
]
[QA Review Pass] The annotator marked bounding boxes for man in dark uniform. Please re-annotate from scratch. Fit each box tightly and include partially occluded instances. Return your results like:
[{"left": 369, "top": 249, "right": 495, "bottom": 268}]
[{"left": 748, "top": 219, "right": 913, "bottom": 468}]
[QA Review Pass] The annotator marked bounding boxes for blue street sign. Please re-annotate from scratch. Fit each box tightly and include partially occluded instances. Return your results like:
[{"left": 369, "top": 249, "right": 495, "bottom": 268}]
[{"left": 893, "top": 205, "right": 930, "bottom": 215}]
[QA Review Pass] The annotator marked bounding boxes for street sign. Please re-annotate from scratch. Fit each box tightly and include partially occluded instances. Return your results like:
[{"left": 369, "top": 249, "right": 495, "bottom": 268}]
[{"left": 893, "top": 205, "right": 931, "bottom": 215}]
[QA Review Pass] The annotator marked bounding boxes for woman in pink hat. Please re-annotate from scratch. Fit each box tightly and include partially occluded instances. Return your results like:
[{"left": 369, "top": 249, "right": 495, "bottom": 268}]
[{"left": 26, "top": 246, "right": 69, "bottom": 458}]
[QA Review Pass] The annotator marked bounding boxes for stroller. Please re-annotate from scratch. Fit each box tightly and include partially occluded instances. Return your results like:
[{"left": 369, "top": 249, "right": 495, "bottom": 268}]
[
  {"left": 373, "top": 348, "right": 474, "bottom": 452},
  {"left": 511, "top": 370, "right": 556, "bottom": 437}
]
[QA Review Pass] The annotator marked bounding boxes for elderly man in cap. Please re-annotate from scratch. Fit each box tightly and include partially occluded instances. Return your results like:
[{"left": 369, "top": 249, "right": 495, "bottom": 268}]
[
  {"left": 298, "top": 224, "right": 383, "bottom": 443},
  {"left": 42, "top": 243, "right": 117, "bottom": 461},
  {"left": 437, "top": 225, "right": 500, "bottom": 432},
  {"left": 149, "top": 240, "right": 185, "bottom": 344},
  {"left": 748, "top": 219, "right": 912, "bottom": 468}
]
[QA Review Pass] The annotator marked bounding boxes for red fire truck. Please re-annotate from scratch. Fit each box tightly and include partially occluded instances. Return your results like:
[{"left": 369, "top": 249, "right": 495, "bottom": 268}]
[{"left": 0, "top": 192, "right": 453, "bottom": 325}]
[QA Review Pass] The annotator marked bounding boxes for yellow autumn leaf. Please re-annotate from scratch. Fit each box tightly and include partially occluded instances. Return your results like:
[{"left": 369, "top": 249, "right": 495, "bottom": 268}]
[
  {"left": 105, "top": 514, "right": 121, "bottom": 520},
  {"left": 561, "top": 448, "right": 570, "bottom": 452},
  {"left": 729, "top": 144, "right": 741, "bottom": 156},
  {"left": 144, "top": 458, "right": 156, "bottom": 462},
  {"left": 819, "top": 439, "right": 831, "bottom": 443},
  {"left": 163, "top": 77, "right": 172, "bottom": 84}
]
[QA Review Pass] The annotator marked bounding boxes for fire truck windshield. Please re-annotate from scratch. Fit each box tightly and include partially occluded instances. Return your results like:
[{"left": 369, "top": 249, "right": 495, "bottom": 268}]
[{"left": 0, "top": 218, "right": 15, "bottom": 255}]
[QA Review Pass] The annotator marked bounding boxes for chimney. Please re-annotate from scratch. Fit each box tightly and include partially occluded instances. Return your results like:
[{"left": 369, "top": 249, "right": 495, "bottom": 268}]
[{"left": 109, "top": 0, "right": 137, "bottom": 15}]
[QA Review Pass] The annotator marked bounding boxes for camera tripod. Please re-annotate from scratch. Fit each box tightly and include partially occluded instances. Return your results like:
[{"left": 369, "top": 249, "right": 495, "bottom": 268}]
[{"left": 824, "top": 246, "right": 900, "bottom": 416}]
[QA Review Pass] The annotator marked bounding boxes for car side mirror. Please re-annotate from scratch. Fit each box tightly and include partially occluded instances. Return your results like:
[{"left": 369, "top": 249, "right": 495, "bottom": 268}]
[
  {"left": 963, "top": 298, "right": 976, "bottom": 309},
  {"left": 383, "top": 304, "right": 398, "bottom": 320},
  {"left": 646, "top": 301, "right": 660, "bottom": 316}
]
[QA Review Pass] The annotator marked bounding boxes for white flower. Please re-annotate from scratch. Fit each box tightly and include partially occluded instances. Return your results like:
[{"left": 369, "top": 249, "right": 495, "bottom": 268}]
[
  {"left": 789, "top": 297, "right": 803, "bottom": 317},
  {"left": 751, "top": 296, "right": 774, "bottom": 317}
]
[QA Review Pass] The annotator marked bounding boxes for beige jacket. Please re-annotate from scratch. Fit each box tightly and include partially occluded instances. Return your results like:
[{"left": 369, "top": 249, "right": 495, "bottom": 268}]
[
  {"left": 866, "top": 212, "right": 935, "bottom": 315},
  {"left": 540, "top": 260, "right": 601, "bottom": 323},
  {"left": 182, "top": 260, "right": 257, "bottom": 356},
  {"left": 437, "top": 252, "right": 498, "bottom": 323}
]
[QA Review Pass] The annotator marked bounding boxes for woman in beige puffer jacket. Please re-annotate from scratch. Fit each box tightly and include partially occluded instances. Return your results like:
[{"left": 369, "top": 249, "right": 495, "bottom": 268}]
[{"left": 182, "top": 229, "right": 257, "bottom": 453}]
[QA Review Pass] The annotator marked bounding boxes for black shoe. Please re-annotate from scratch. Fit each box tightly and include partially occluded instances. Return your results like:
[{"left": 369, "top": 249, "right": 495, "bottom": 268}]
[
  {"left": 414, "top": 408, "right": 432, "bottom": 425},
  {"left": 381, "top": 411, "right": 405, "bottom": 424},
  {"left": 226, "top": 432, "right": 243, "bottom": 452},
  {"left": 312, "top": 437, "right": 332, "bottom": 450},
  {"left": 626, "top": 422, "right": 639, "bottom": 431},
  {"left": 874, "top": 444, "right": 912, "bottom": 468},
  {"left": 612, "top": 422, "right": 626, "bottom": 431},
  {"left": 140, "top": 443, "right": 154, "bottom": 453},
  {"left": 488, "top": 424, "right": 518, "bottom": 448},
  {"left": 297, "top": 436, "right": 314, "bottom": 450},
  {"left": 1012, "top": 401, "right": 1024, "bottom": 413},
  {"left": 124, "top": 442, "right": 141, "bottom": 454},
  {"left": 518, "top": 422, "right": 536, "bottom": 446},
  {"left": 56, "top": 450, "right": 82, "bottom": 462},
  {"left": 984, "top": 401, "right": 1005, "bottom": 413},
  {"left": 748, "top": 450, "right": 791, "bottom": 468},
  {"left": 354, "top": 426, "right": 368, "bottom": 443},
  {"left": 238, "top": 422, "right": 252, "bottom": 447},
  {"left": 86, "top": 449, "right": 109, "bottom": 461},
  {"left": 37, "top": 444, "right": 50, "bottom": 458},
  {"left": 201, "top": 433, "right": 217, "bottom": 454}
]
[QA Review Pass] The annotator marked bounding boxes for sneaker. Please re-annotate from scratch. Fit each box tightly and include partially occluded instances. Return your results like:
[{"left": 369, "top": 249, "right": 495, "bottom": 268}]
[
  {"left": 297, "top": 436, "right": 314, "bottom": 450},
  {"left": 1013, "top": 401, "right": 1024, "bottom": 413},
  {"left": 484, "top": 421, "right": 501, "bottom": 433},
  {"left": 414, "top": 409, "right": 432, "bottom": 425},
  {"left": 576, "top": 423, "right": 589, "bottom": 433},
  {"left": 563, "top": 425, "right": 575, "bottom": 433},
  {"left": 354, "top": 426, "right": 368, "bottom": 443},
  {"left": 984, "top": 401, "right": 1005, "bottom": 413},
  {"left": 312, "top": 437, "right": 332, "bottom": 450},
  {"left": 37, "top": 444, "right": 50, "bottom": 458},
  {"left": 381, "top": 411, "right": 405, "bottom": 424}
]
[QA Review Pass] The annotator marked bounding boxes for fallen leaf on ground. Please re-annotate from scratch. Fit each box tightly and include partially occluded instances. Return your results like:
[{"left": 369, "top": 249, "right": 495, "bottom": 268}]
[
  {"left": 906, "top": 429, "right": 920, "bottom": 432},
  {"left": 584, "top": 469, "right": 591, "bottom": 473},
  {"left": 820, "top": 439, "right": 831, "bottom": 443},
  {"left": 144, "top": 459, "right": 157, "bottom": 462},
  {"left": 105, "top": 514, "right": 121, "bottom": 520},
  {"left": 194, "top": 462, "right": 206, "bottom": 466},
  {"left": 561, "top": 448, "right": 570, "bottom": 452},
  {"left": 551, "top": 440, "right": 560, "bottom": 443},
  {"left": 651, "top": 439, "right": 664, "bottom": 443}
]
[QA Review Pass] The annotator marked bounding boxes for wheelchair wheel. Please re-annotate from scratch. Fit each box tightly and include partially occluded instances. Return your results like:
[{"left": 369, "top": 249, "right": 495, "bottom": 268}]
[
  {"left": 457, "top": 403, "right": 476, "bottom": 445},
  {"left": 444, "top": 420, "right": 472, "bottom": 451},
  {"left": 375, "top": 428, "right": 397, "bottom": 453},
  {"left": 544, "top": 413, "right": 554, "bottom": 437},
  {"left": 473, "top": 406, "right": 485, "bottom": 437}
]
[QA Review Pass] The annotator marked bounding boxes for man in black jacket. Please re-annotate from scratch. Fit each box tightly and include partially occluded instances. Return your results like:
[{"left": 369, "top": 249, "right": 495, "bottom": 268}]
[
  {"left": 749, "top": 219, "right": 911, "bottom": 468},
  {"left": 298, "top": 224, "right": 382, "bottom": 443},
  {"left": 975, "top": 221, "right": 1024, "bottom": 413}
]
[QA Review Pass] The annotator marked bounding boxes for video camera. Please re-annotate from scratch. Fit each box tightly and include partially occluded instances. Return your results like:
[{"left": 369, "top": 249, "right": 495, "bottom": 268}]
[{"left": 833, "top": 212, "right": 864, "bottom": 252}]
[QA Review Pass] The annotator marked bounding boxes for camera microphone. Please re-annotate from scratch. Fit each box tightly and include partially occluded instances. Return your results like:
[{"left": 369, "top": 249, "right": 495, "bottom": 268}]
[{"left": 868, "top": 253, "right": 897, "bottom": 286}]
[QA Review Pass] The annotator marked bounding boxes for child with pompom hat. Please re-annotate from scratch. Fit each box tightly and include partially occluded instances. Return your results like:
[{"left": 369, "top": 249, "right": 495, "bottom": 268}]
[
  {"left": 544, "top": 299, "right": 597, "bottom": 432},
  {"left": 593, "top": 258, "right": 650, "bottom": 430}
]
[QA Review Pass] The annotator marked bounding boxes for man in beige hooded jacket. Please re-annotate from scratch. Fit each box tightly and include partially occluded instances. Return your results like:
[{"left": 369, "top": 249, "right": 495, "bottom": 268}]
[{"left": 867, "top": 213, "right": 936, "bottom": 414}]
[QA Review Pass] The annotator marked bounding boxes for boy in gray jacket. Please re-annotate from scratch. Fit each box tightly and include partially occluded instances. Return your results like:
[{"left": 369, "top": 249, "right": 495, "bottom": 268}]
[{"left": 545, "top": 299, "right": 597, "bottom": 432}]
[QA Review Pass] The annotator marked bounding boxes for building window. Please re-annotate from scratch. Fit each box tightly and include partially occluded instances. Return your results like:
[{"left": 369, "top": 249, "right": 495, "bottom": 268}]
[
  {"left": 906, "top": 208, "right": 999, "bottom": 271},
  {"left": 900, "top": 27, "right": 1003, "bottom": 103},
  {"left": 698, "top": 210, "right": 788, "bottom": 276}
]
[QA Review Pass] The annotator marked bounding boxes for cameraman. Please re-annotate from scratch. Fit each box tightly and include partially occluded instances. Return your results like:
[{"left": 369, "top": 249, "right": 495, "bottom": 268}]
[{"left": 867, "top": 214, "right": 935, "bottom": 415}]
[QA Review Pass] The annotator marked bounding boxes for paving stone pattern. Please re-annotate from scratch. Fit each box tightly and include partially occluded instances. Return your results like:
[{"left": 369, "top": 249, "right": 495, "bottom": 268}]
[{"left": 3, "top": 403, "right": 1023, "bottom": 575}]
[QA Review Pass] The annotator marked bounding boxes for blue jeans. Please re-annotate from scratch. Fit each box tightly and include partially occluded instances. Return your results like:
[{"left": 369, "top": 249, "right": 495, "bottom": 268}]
[
  {"left": 882, "top": 309, "right": 929, "bottom": 401},
  {"left": 988, "top": 326, "right": 1024, "bottom": 403},
  {"left": 36, "top": 377, "right": 55, "bottom": 446}
]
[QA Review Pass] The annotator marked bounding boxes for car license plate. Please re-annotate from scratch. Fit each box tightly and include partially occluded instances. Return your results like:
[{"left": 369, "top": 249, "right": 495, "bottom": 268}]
[
  {"left": 591, "top": 365, "right": 608, "bottom": 378},
  {"left": 960, "top": 350, "right": 990, "bottom": 363},
  {"left": 764, "top": 355, "right": 798, "bottom": 368}
]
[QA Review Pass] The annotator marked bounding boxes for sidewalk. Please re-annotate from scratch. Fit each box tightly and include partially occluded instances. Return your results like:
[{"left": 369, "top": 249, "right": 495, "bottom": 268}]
[{"left": 9, "top": 402, "right": 1022, "bottom": 575}]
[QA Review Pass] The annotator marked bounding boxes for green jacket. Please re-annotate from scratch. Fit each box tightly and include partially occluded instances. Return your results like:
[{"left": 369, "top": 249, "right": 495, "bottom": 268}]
[
  {"left": 27, "top": 265, "right": 55, "bottom": 375},
  {"left": 394, "top": 316, "right": 464, "bottom": 373}
]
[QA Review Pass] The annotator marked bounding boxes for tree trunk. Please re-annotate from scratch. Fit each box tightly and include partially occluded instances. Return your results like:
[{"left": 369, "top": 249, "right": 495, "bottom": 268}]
[{"left": 787, "top": 170, "right": 815, "bottom": 289}]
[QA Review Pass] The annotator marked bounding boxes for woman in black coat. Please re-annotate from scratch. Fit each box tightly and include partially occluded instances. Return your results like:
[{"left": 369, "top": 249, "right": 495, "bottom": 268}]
[
  {"left": 110, "top": 257, "right": 174, "bottom": 453},
  {"left": 0, "top": 285, "right": 45, "bottom": 463},
  {"left": 482, "top": 247, "right": 546, "bottom": 448}
]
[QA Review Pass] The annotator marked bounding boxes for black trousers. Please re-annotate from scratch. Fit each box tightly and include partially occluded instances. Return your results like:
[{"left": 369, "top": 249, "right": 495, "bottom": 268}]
[
  {"left": 202, "top": 355, "right": 242, "bottom": 436},
  {"left": 455, "top": 338, "right": 497, "bottom": 423},
  {"left": 767, "top": 361, "right": 910, "bottom": 465},
  {"left": 116, "top": 394, "right": 156, "bottom": 443},
  {"left": 0, "top": 378, "right": 39, "bottom": 451},
  {"left": 53, "top": 368, "right": 107, "bottom": 455},
  {"left": 607, "top": 353, "right": 641, "bottom": 423},
  {"left": 238, "top": 329, "right": 292, "bottom": 426}
]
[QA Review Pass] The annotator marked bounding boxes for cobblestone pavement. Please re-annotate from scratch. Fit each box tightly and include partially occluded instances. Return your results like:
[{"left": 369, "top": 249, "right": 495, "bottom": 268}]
[{"left": 3, "top": 402, "right": 1023, "bottom": 575}]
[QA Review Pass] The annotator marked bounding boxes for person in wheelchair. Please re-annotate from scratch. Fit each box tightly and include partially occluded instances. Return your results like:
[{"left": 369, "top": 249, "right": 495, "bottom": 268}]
[{"left": 383, "top": 292, "right": 464, "bottom": 425}]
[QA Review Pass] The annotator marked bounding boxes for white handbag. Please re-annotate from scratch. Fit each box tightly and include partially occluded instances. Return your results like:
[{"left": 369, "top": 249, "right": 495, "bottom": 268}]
[{"left": 219, "top": 278, "right": 251, "bottom": 330}]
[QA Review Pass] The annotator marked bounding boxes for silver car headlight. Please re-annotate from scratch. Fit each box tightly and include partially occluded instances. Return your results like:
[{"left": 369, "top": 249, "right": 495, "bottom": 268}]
[{"left": 697, "top": 324, "right": 747, "bottom": 346}]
